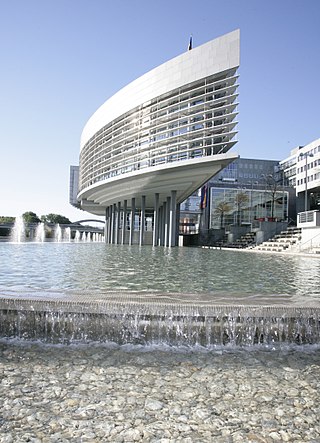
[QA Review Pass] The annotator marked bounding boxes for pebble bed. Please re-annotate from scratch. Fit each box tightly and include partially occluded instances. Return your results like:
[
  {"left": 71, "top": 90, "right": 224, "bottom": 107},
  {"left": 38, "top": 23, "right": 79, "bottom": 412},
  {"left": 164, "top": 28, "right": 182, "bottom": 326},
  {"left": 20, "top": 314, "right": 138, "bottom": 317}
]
[{"left": 0, "top": 341, "right": 320, "bottom": 443}]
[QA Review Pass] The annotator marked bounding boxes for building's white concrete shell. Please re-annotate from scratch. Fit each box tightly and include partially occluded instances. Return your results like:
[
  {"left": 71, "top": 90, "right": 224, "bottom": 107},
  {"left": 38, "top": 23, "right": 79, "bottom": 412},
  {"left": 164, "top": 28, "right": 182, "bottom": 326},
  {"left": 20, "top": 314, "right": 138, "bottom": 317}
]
[
  {"left": 81, "top": 30, "right": 239, "bottom": 149},
  {"left": 281, "top": 138, "right": 320, "bottom": 212},
  {"left": 76, "top": 30, "right": 240, "bottom": 245}
]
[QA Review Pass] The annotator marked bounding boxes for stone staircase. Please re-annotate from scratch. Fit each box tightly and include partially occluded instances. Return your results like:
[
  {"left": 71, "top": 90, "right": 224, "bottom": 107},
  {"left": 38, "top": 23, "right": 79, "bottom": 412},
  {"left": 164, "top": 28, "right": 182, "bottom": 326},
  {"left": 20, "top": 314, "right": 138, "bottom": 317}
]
[
  {"left": 230, "top": 231, "right": 257, "bottom": 249},
  {"left": 215, "top": 231, "right": 256, "bottom": 249},
  {"left": 254, "top": 227, "right": 302, "bottom": 253}
]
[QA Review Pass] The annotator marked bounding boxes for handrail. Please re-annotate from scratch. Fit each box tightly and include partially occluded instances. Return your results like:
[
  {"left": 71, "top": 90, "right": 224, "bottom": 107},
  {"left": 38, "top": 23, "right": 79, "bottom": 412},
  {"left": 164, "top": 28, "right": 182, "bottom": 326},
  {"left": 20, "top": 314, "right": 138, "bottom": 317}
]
[{"left": 296, "top": 230, "right": 320, "bottom": 252}]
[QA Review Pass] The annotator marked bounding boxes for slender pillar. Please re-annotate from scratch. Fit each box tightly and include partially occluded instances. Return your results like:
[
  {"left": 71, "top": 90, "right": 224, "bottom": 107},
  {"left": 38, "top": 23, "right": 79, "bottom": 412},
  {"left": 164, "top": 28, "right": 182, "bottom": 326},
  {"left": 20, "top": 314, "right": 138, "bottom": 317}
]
[
  {"left": 129, "top": 197, "right": 135, "bottom": 246},
  {"left": 105, "top": 207, "right": 109, "bottom": 243},
  {"left": 139, "top": 195, "right": 146, "bottom": 246},
  {"left": 164, "top": 196, "right": 170, "bottom": 247},
  {"left": 161, "top": 202, "right": 167, "bottom": 246},
  {"left": 115, "top": 201, "right": 121, "bottom": 244},
  {"left": 122, "top": 199, "right": 127, "bottom": 245},
  {"left": 110, "top": 204, "right": 115, "bottom": 244},
  {"left": 169, "top": 190, "right": 177, "bottom": 247},
  {"left": 153, "top": 193, "right": 159, "bottom": 247},
  {"left": 176, "top": 203, "right": 181, "bottom": 246},
  {"left": 108, "top": 205, "right": 112, "bottom": 244},
  {"left": 158, "top": 206, "right": 163, "bottom": 246}
]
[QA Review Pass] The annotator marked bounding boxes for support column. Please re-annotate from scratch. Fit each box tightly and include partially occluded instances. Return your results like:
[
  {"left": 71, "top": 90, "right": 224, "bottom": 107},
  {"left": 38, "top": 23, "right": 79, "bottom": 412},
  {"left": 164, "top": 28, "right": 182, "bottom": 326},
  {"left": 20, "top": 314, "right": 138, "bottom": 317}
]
[
  {"left": 105, "top": 207, "right": 109, "bottom": 244},
  {"left": 176, "top": 203, "right": 181, "bottom": 246},
  {"left": 139, "top": 195, "right": 146, "bottom": 246},
  {"left": 169, "top": 190, "right": 177, "bottom": 247},
  {"left": 108, "top": 206, "right": 111, "bottom": 245},
  {"left": 153, "top": 193, "right": 159, "bottom": 247},
  {"left": 115, "top": 201, "right": 121, "bottom": 244},
  {"left": 110, "top": 204, "right": 115, "bottom": 244},
  {"left": 161, "top": 202, "right": 167, "bottom": 246},
  {"left": 122, "top": 200, "right": 127, "bottom": 245},
  {"left": 164, "top": 196, "right": 170, "bottom": 247},
  {"left": 129, "top": 197, "right": 135, "bottom": 246},
  {"left": 108, "top": 205, "right": 113, "bottom": 244},
  {"left": 158, "top": 205, "right": 163, "bottom": 246}
]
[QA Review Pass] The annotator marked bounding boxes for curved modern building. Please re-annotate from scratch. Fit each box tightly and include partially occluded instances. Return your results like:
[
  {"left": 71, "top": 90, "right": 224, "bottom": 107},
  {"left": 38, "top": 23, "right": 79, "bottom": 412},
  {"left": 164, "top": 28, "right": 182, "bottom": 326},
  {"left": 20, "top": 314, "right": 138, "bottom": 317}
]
[{"left": 72, "top": 30, "right": 240, "bottom": 246}]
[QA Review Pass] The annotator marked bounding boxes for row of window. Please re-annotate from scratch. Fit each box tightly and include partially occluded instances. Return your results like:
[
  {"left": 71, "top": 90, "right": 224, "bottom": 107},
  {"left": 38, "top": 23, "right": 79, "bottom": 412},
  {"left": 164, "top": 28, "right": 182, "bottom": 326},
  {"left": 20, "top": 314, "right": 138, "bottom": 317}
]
[
  {"left": 297, "top": 157, "right": 320, "bottom": 173},
  {"left": 296, "top": 172, "right": 320, "bottom": 186},
  {"left": 281, "top": 145, "right": 320, "bottom": 171},
  {"left": 80, "top": 105, "right": 237, "bottom": 177},
  {"left": 238, "top": 163, "right": 265, "bottom": 170},
  {"left": 79, "top": 69, "right": 239, "bottom": 191}
]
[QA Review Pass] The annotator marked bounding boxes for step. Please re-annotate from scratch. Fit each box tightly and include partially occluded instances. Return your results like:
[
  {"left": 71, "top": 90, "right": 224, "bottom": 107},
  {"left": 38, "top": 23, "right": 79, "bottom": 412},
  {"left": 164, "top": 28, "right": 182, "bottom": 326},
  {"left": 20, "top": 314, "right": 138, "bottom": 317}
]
[{"left": 256, "top": 247, "right": 283, "bottom": 252}]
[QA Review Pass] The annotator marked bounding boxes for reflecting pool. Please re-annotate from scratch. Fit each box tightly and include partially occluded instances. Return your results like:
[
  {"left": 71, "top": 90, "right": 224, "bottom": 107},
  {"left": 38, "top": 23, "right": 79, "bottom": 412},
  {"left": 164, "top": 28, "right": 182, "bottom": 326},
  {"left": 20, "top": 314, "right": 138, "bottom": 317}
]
[
  {"left": 0, "top": 242, "right": 320, "bottom": 306},
  {"left": 1, "top": 243, "right": 320, "bottom": 441}
]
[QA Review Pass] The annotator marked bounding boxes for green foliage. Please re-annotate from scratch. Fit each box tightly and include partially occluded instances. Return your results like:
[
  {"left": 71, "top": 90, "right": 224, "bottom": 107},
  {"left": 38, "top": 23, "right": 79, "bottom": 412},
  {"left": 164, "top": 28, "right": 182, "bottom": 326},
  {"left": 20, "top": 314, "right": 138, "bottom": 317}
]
[
  {"left": 0, "top": 216, "right": 15, "bottom": 223},
  {"left": 22, "top": 212, "right": 41, "bottom": 224},
  {"left": 41, "top": 213, "right": 71, "bottom": 224},
  {"left": 0, "top": 212, "right": 72, "bottom": 225}
]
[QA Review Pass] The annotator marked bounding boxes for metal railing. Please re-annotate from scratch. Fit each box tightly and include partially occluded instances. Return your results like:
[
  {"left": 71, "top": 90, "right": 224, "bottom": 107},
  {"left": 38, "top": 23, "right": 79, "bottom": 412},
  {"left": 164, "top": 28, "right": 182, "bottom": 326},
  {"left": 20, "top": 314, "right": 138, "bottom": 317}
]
[{"left": 296, "top": 230, "right": 320, "bottom": 253}]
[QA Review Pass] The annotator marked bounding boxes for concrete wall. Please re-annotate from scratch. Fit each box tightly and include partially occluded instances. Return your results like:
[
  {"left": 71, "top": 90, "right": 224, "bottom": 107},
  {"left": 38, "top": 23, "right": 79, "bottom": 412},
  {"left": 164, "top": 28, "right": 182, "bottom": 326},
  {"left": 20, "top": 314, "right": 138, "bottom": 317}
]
[
  {"left": 255, "top": 221, "right": 288, "bottom": 244},
  {"left": 300, "top": 227, "right": 320, "bottom": 251}
]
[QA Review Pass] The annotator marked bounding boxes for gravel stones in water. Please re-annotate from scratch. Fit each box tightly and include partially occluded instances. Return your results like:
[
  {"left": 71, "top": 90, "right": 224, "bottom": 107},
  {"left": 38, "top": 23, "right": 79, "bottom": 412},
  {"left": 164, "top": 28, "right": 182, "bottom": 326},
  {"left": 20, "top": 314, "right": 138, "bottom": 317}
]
[{"left": 0, "top": 341, "right": 320, "bottom": 442}]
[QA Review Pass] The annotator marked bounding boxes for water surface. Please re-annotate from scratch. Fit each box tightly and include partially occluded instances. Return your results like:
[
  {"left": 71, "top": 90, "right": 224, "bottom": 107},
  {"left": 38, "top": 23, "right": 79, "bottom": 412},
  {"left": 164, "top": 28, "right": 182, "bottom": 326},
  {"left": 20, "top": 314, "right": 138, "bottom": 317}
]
[{"left": 0, "top": 243, "right": 319, "bottom": 306}]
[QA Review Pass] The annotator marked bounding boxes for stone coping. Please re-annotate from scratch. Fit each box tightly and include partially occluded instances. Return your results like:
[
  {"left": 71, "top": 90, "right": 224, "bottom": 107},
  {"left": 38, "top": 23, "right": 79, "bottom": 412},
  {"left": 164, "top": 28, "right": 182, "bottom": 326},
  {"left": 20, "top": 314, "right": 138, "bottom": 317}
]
[{"left": 0, "top": 293, "right": 319, "bottom": 318}]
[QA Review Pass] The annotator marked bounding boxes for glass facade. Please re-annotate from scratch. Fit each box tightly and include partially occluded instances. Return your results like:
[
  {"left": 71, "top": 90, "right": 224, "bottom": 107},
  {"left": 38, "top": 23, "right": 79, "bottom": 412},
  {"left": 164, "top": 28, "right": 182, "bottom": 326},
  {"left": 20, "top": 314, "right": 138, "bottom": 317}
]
[
  {"left": 210, "top": 187, "right": 288, "bottom": 229},
  {"left": 79, "top": 70, "right": 238, "bottom": 192},
  {"left": 179, "top": 157, "right": 289, "bottom": 234}
]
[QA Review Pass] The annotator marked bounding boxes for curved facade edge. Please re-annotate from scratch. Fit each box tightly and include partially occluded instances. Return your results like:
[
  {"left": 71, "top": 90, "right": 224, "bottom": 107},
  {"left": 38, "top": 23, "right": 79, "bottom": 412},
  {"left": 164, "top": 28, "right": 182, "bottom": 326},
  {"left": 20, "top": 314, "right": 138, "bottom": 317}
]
[
  {"left": 78, "top": 151, "right": 239, "bottom": 216},
  {"left": 81, "top": 29, "right": 240, "bottom": 149}
]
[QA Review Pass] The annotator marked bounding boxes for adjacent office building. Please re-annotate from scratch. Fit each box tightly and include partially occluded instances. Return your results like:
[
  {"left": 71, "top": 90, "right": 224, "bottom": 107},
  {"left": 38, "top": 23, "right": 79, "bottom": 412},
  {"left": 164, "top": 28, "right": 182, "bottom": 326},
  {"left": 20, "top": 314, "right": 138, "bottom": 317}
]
[
  {"left": 71, "top": 30, "right": 240, "bottom": 246},
  {"left": 280, "top": 138, "right": 320, "bottom": 213},
  {"left": 180, "top": 157, "right": 292, "bottom": 241}
]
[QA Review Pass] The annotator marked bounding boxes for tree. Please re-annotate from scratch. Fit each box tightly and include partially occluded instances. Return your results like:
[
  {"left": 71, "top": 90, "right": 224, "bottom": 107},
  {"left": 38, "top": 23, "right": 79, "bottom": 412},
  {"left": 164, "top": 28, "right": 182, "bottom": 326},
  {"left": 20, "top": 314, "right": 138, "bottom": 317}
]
[
  {"left": 22, "top": 212, "right": 41, "bottom": 224},
  {"left": 41, "top": 214, "right": 71, "bottom": 224},
  {"left": 214, "top": 202, "right": 231, "bottom": 229},
  {"left": 262, "top": 174, "right": 280, "bottom": 220},
  {"left": 0, "top": 216, "right": 15, "bottom": 223},
  {"left": 234, "top": 192, "right": 249, "bottom": 226}
]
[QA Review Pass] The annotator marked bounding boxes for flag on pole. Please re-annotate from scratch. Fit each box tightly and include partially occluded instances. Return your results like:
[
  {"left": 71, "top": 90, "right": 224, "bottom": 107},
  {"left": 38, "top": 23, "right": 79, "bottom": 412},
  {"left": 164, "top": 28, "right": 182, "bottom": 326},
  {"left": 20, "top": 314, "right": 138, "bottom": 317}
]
[
  {"left": 200, "top": 184, "right": 208, "bottom": 209},
  {"left": 188, "top": 35, "right": 192, "bottom": 51}
]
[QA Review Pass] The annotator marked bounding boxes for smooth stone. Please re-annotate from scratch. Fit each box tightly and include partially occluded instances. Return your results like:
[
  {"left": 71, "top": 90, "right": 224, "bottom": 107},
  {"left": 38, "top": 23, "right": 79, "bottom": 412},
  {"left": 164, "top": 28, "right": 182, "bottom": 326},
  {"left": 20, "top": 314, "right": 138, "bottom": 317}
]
[{"left": 145, "top": 398, "right": 164, "bottom": 411}]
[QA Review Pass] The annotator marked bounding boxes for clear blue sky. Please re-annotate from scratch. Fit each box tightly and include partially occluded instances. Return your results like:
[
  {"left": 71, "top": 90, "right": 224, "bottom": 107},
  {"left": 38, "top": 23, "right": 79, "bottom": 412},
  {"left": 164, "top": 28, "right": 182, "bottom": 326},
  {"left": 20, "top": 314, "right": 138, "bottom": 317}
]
[{"left": 1, "top": 0, "right": 319, "bottom": 221}]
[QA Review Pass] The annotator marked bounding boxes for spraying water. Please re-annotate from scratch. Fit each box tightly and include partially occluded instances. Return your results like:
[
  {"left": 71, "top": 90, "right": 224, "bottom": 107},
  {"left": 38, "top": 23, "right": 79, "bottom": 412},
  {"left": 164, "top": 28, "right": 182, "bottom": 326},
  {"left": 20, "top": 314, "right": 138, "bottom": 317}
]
[
  {"left": 54, "top": 224, "right": 62, "bottom": 242},
  {"left": 10, "top": 216, "right": 26, "bottom": 243},
  {"left": 35, "top": 223, "right": 46, "bottom": 242},
  {"left": 64, "top": 227, "right": 71, "bottom": 242}
]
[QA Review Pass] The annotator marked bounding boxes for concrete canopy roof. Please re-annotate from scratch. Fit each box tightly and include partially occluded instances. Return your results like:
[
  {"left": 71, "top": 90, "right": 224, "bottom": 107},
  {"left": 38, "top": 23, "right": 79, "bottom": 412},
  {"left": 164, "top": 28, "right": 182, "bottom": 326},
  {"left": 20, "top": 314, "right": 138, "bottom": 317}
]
[{"left": 79, "top": 152, "right": 238, "bottom": 215}]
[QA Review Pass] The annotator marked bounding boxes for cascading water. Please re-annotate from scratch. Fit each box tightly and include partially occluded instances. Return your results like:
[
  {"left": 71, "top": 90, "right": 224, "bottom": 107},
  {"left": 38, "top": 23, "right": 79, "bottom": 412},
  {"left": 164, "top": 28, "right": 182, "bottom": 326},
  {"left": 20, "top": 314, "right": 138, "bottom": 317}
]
[
  {"left": 0, "top": 297, "right": 319, "bottom": 347},
  {"left": 1, "top": 244, "right": 320, "bottom": 347},
  {"left": 1, "top": 244, "right": 319, "bottom": 442},
  {"left": 75, "top": 230, "right": 81, "bottom": 242},
  {"left": 10, "top": 216, "right": 26, "bottom": 243}
]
